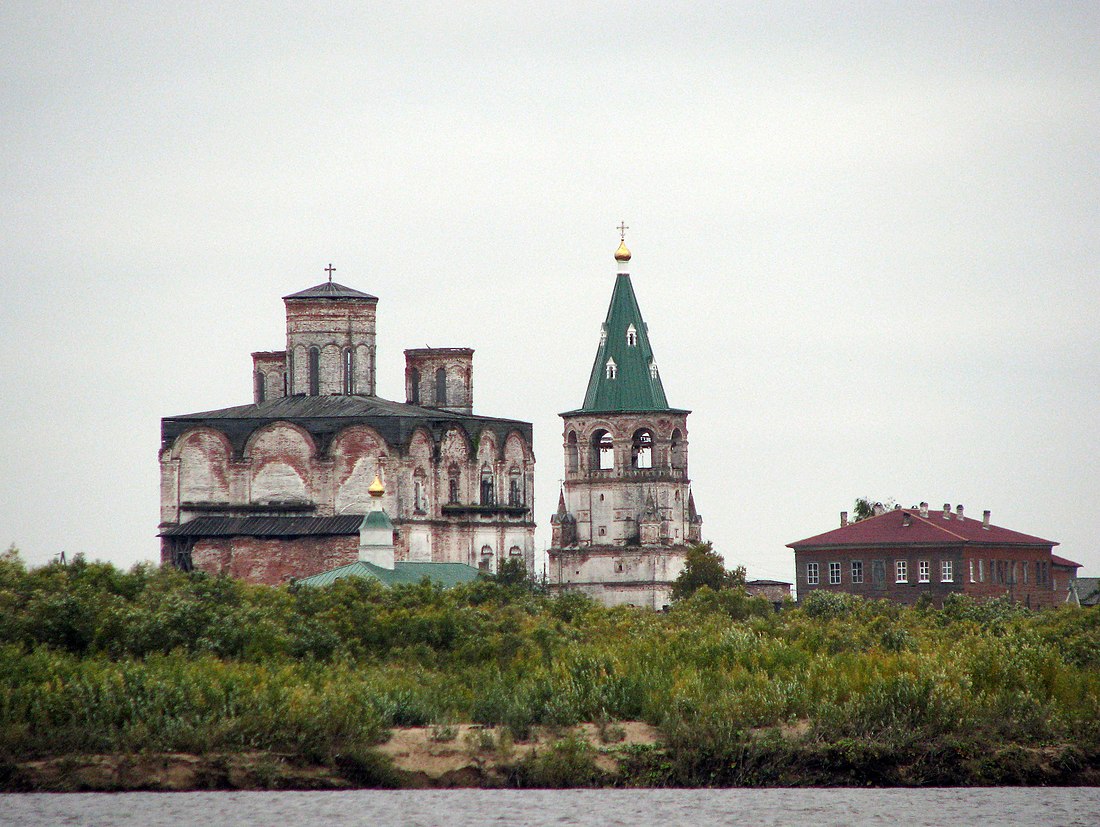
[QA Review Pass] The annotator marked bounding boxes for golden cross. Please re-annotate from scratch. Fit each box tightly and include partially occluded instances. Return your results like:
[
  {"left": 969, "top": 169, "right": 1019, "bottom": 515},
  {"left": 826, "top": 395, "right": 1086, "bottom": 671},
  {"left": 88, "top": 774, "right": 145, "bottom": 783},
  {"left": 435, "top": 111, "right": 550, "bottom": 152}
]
[{"left": 617, "top": 221, "right": 629, "bottom": 240}]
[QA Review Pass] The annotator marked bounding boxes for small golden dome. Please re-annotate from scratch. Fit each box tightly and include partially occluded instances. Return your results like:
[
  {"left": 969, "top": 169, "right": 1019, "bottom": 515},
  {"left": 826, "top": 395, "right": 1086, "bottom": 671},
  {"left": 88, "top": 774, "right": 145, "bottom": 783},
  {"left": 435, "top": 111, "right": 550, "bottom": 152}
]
[
  {"left": 614, "top": 239, "right": 632, "bottom": 262},
  {"left": 368, "top": 475, "right": 385, "bottom": 497}
]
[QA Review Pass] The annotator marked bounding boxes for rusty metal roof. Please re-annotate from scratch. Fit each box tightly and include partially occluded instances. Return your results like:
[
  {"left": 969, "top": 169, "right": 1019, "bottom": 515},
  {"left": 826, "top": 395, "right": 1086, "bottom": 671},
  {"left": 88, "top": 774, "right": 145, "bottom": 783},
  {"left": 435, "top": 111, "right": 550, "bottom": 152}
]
[
  {"left": 161, "top": 393, "right": 533, "bottom": 456},
  {"left": 160, "top": 515, "right": 363, "bottom": 538},
  {"left": 788, "top": 507, "right": 1057, "bottom": 550},
  {"left": 283, "top": 281, "right": 377, "bottom": 300}
]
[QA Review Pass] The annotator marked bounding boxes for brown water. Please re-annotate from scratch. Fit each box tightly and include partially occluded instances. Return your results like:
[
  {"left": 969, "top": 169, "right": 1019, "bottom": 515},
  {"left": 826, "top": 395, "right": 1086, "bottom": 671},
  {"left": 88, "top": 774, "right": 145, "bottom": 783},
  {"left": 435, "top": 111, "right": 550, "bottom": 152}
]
[{"left": 3, "top": 787, "right": 1098, "bottom": 826}]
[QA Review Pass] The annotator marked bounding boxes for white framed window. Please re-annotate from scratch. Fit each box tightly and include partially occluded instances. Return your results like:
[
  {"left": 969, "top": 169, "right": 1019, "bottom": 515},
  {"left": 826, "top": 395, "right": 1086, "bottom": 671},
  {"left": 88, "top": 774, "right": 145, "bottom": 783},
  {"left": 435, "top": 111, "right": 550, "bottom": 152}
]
[
  {"left": 941, "top": 560, "right": 953, "bottom": 582},
  {"left": 626, "top": 324, "right": 637, "bottom": 347},
  {"left": 829, "top": 562, "right": 841, "bottom": 584},
  {"left": 1023, "top": 562, "right": 1029, "bottom": 584},
  {"left": 807, "top": 562, "right": 819, "bottom": 585},
  {"left": 978, "top": 559, "right": 984, "bottom": 582},
  {"left": 896, "top": 560, "right": 908, "bottom": 583},
  {"left": 605, "top": 357, "right": 617, "bottom": 379},
  {"left": 649, "top": 361, "right": 658, "bottom": 379},
  {"left": 919, "top": 560, "right": 930, "bottom": 583},
  {"left": 851, "top": 560, "right": 864, "bottom": 584}
]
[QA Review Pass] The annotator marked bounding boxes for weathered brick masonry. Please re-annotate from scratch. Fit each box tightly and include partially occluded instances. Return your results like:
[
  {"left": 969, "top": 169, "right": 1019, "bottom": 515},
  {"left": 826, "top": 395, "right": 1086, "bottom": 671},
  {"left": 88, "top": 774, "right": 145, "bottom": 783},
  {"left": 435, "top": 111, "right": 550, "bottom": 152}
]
[{"left": 160, "top": 275, "right": 536, "bottom": 583}]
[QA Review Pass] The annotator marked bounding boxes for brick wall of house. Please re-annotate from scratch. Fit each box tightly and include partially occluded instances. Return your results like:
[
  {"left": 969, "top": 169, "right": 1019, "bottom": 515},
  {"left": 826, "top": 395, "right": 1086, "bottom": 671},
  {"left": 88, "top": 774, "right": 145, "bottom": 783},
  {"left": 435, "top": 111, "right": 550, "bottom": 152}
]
[{"left": 795, "top": 544, "right": 1058, "bottom": 608}]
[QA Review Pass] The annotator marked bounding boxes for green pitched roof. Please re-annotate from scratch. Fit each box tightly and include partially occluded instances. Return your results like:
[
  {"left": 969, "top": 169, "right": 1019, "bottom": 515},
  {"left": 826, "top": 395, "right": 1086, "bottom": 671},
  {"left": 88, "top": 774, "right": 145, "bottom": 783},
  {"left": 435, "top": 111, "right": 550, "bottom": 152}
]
[
  {"left": 576, "top": 273, "right": 670, "bottom": 413},
  {"left": 296, "top": 560, "right": 481, "bottom": 588}
]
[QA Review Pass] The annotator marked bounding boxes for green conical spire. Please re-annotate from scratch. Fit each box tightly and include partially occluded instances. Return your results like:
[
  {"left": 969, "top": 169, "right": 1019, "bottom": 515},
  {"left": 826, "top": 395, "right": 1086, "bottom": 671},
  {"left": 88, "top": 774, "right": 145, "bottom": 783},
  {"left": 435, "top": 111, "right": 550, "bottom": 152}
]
[{"left": 578, "top": 272, "right": 670, "bottom": 412}]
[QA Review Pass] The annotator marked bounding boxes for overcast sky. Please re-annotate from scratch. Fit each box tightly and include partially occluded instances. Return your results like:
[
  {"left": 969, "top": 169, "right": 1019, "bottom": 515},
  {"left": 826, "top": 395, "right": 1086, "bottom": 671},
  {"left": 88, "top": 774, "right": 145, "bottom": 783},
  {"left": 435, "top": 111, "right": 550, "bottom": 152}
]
[{"left": 2, "top": 2, "right": 1098, "bottom": 583}]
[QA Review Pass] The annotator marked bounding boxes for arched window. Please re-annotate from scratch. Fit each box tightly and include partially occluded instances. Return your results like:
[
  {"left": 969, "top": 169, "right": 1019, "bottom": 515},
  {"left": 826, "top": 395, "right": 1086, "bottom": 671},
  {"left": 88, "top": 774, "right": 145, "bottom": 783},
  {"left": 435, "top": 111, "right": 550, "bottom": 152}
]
[
  {"left": 591, "top": 429, "right": 614, "bottom": 471},
  {"left": 670, "top": 428, "right": 684, "bottom": 470},
  {"left": 508, "top": 468, "right": 522, "bottom": 506},
  {"left": 409, "top": 367, "right": 420, "bottom": 404},
  {"left": 435, "top": 367, "right": 447, "bottom": 405},
  {"left": 447, "top": 464, "right": 459, "bottom": 504},
  {"left": 342, "top": 349, "right": 354, "bottom": 394},
  {"left": 509, "top": 545, "right": 522, "bottom": 557},
  {"left": 479, "top": 544, "right": 494, "bottom": 572},
  {"left": 254, "top": 371, "right": 266, "bottom": 403},
  {"left": 308, "top": 347, "right": 320, "bottom": 396},
  {"left": 626, "top": 324, "right": 637, "bottom": 347},
  {"left": 649, "top": 361, "right": 658, "bottom": 379},
  {"left": 631, "top": 429, "right": 653, "bottom": 469},
  {"left": 605, "top": 358, "right": 617, "bottom": 380},
  {"left": 480, "top": 464, "right": 495, "bottom": 505},
  {"left": 413, "top": 469, "right": 427, "bottom": 513},
  {"left": 566, "top": 431, "right": 579, "bottom": 473}
]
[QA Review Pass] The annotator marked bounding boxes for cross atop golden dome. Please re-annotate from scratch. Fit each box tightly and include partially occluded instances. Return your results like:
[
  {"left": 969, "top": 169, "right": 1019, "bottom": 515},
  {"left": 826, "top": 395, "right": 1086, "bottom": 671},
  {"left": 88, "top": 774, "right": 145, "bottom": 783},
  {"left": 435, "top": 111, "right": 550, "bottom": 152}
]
[{"left": 614, "top": 221, "right": 631, "bottom": 262}]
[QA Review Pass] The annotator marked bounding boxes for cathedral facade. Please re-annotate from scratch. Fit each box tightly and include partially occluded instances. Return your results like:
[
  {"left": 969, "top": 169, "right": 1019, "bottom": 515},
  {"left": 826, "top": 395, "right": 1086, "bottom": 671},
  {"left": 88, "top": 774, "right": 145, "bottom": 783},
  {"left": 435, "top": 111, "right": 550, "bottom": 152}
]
[
  {"left": 159, "top": 274, "right": 536, "bottom": 585},
  {"left": 547, "top": 237, "right": 702, "bottom": 609}
]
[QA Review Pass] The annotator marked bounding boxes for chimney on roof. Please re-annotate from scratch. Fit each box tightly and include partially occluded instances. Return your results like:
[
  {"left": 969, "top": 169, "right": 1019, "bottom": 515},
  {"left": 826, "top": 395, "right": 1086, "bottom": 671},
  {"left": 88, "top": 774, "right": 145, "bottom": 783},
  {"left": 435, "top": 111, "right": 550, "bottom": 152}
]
[
  {"left": 919, "top": 502, "right": 929, "bottom": 518},
  {"left": 840, "top": 511, "right": 848, "bottom": 528},
  {"left": 956, "top": 504, "right": 964, "bottom": 521},
  {"left": 943, "top": 503, "right": 951, "bottom": 519},
  {"left": 902, "top": 512, "right": 912, "bottom": 527},
  {"left": 983, "top": 509, "right": 991, "bottom": 530}
]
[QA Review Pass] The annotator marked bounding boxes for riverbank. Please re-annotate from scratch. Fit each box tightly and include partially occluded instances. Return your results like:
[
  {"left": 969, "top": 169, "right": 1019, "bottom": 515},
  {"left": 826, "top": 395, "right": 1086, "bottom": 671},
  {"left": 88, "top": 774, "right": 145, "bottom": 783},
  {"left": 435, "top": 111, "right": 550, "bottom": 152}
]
[
  {"left": 4, "top": 723, "right": 1099, "bottom": 791},
  {"left": 3, "top": 555, "right": 1100, "bottom": 791}
]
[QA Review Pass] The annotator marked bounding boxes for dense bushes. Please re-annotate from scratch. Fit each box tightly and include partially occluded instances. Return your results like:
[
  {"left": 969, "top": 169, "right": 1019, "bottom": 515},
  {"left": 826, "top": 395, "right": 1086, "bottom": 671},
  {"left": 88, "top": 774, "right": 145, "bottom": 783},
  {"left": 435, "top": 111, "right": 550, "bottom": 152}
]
[{"left": 2, "top": 546, "right": 1099, "bottom": 779}]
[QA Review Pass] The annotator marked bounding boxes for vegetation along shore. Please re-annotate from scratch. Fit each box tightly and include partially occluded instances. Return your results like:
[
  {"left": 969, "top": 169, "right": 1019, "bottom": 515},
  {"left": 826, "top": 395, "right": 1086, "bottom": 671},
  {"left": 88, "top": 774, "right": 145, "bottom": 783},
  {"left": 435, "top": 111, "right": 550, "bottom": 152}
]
[{"left": 1, "top": 547, "right": 1098, "bottom": 791}]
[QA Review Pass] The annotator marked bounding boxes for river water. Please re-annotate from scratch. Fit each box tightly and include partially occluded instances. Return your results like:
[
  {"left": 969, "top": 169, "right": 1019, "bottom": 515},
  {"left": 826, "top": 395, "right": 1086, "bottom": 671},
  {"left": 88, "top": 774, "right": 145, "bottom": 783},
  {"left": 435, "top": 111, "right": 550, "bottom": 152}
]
[{"left": 3, "top": 788, "right": 1098, "bottom": 826}]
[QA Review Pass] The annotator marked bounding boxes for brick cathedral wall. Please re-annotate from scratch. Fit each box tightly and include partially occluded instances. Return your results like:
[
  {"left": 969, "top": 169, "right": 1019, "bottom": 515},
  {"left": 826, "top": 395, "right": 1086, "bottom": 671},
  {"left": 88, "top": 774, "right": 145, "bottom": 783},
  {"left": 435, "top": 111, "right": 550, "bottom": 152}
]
[{"left": 191, "top": 536, "right": 359, "bottom": 585}]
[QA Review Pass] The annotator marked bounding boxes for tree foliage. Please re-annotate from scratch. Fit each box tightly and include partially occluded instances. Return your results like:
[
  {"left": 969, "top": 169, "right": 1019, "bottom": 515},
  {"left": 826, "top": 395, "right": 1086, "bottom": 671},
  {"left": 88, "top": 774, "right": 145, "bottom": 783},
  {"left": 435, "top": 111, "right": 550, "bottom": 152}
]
[
  {"left": 670, "top": 542, "right": 746, "bottom": 601},
  {"left": 851, "top": 496, "right": 897, "bottom": 522}
]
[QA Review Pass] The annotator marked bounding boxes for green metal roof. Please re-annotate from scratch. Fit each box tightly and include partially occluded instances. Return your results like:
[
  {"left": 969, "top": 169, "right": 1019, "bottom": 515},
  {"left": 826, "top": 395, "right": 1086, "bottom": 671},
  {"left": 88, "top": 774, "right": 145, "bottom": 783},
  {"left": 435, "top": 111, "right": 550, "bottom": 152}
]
[
  {"left": 361, "top": 510, "right": 393, "bottom": 530},
  {"left": 575, "top": 273, "right": 670, "bottom": 413},
  {"left": 296, "top": 560, "right": 481, "bottom": 588}
]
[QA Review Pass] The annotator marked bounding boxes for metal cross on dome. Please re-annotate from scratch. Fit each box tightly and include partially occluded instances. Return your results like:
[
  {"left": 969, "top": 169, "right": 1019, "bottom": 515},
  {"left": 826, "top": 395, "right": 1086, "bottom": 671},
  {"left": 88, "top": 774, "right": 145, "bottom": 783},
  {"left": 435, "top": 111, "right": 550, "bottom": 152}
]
[
  {"left": 617, "top": 221, "right": 629, "bottom": 240},
  {"left": 325, "top": 263, "right": 336, "bottom": 283}
]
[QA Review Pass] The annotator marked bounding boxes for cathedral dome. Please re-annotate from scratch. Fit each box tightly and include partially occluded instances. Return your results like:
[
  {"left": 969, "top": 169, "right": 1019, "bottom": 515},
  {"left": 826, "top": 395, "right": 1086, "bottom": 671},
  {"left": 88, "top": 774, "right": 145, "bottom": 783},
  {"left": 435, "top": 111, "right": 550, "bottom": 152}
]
[
  {"left": 368, "top": 475, "right": 385, "bottom": 497},
  {"left": 614, "top": 240, "right": 632, "bottom": 262}
]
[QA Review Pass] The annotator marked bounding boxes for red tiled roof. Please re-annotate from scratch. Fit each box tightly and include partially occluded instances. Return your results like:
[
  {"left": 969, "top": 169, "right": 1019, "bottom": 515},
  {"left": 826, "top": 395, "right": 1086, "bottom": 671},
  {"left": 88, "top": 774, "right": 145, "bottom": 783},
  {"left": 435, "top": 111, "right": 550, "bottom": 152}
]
[
  {"left": 1052, "top": 554, "right": 1081, "bottom": 568},
  {"left": 787, "top": 508, "right": 1057, "bottom": 549}
]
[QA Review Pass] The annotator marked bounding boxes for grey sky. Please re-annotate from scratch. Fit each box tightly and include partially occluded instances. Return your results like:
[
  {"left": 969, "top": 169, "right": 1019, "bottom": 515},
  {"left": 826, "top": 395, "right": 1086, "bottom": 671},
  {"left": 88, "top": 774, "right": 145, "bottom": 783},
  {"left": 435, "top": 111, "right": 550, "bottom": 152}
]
[{"left": 2, "top": 2, "right": 1098, "bottom": 583}]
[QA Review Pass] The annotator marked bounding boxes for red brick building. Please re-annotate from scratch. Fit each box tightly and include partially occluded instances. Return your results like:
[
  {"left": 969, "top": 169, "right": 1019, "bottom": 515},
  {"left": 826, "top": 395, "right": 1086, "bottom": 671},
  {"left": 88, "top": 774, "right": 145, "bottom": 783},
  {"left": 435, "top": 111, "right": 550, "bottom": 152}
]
[{"left": 788, "top": 502, "right": 1074, "bottom": 609}]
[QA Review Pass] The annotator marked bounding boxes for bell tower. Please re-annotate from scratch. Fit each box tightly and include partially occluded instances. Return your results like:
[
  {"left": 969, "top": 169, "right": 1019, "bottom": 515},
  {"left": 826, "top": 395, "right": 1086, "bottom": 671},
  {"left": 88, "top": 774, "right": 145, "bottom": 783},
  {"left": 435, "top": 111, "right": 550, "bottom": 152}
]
[{"left": 548, "top": 228, "right": 702, "bottom": 609}]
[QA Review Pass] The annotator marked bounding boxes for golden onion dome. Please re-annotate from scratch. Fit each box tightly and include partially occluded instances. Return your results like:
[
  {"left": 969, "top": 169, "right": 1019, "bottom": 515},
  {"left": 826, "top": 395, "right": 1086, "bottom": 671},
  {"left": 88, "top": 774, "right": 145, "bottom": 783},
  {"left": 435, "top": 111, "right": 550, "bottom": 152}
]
[
  {"left": 614, "top": 239, "right": 632, "bottom": 262},
  {"left": 368, "top": 475, "right": 385, "bottom": 497}
]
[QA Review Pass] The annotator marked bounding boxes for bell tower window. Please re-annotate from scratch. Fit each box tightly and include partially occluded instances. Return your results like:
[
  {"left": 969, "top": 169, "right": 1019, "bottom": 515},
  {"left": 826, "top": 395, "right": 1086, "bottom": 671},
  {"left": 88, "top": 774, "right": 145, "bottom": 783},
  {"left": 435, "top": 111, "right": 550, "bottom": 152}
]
[
  {"left": 342, "top": 348, "right": 354, "bottom": 394},
  {"left": 435, "top": 367, "right": 447, "bottom": 405},
  {"left": 626, "top": 324, "right": 637, "bottom": 347},
  {"left": 605, "top": 358, "right": 617, "bottom": 380},
  {"left": 308, "top": 347, "right": 320, "bottom": 396},
  {"left": 592, "top": 429, "right": 614, "bottom": 470},
  {"left": 631, "top": 429, "right": 653, "bottom": 469}
]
